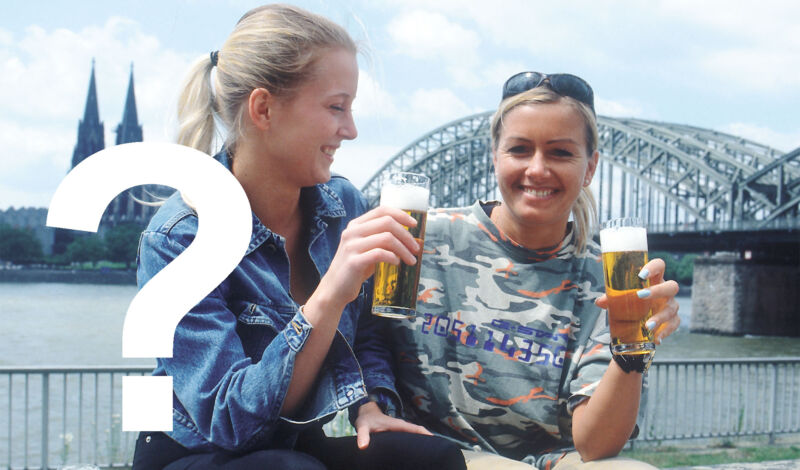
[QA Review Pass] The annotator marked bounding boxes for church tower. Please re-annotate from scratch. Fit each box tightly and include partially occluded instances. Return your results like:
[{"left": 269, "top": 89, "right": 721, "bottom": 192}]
[
  {"left": 54, "top": 60, "right": 107, "bottom": 254},
  {"left": 105, "top": 64, "right": 149, "bottom": 225},
  {"left": 71, "top": 59, "right": 105, "bottom": 169},
  {"left": 116, "top": 64, "right": 143, "bottom": 145}
]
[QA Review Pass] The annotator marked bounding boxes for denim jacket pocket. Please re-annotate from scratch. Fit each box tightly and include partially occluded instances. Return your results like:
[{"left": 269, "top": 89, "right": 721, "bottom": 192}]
[{"left": 234, "top": 302, "right": 286, "bottom": 363}]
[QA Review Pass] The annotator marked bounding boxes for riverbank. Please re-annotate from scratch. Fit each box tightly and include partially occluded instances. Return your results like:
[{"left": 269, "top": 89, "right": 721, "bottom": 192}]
[{"left": 0, "top": 267, "right": 136, "bottom": 285}]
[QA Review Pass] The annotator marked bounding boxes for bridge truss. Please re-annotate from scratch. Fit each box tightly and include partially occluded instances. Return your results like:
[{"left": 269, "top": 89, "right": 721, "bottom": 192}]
[{"left": 361, "top": 111, "right": 800, "bottom": 234}]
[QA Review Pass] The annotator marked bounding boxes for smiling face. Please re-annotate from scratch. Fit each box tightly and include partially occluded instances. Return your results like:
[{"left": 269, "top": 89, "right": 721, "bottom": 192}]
[
  {"left": 492, "top": 100, "right": 598, "bottom": 248},
  {"left": 263, "top": 47, "right": 359, "bottom": 187}
]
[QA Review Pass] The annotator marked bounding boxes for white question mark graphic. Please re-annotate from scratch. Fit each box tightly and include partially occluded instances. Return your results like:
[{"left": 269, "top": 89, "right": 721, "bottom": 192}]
[{"left": 46, "top": 142, "right": 252, "bottom": 431}]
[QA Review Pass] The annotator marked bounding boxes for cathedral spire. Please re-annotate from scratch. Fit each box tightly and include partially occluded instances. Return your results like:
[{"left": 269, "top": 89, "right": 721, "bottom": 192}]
[
  {"left": 115, "top": 63, "right": 143, "bottom": 145},
  {"left": 71, "top": 59, "right": 105, "bottom": 169}
]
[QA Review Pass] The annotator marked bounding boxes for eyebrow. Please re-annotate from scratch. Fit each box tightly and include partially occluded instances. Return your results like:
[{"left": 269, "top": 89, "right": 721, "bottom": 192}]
[
  {"left": 503, "top": 136, "right": 579, "bottom": 145},
  {"left": 546, "top": 138, "right": 579, "bottom": 145}
]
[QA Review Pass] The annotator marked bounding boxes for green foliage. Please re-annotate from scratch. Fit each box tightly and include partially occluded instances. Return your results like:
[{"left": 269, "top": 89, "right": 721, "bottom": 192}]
[
  {"left": 104, "top": 223, "right": 142, "bottom": 267},
  {"left": 676, "top": 254, "right": 698, "bottom": 285},
  {"left": 0, "top": 223, "right": 44, "bottom": 264},
  {"left": 65, "top": 234, "right": 107, "bottom": 266}
]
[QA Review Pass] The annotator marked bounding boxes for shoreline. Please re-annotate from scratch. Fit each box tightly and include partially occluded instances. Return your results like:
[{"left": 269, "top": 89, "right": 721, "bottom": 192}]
[{"left": 0, "top": 268, "right": 136, "bottom": 285}]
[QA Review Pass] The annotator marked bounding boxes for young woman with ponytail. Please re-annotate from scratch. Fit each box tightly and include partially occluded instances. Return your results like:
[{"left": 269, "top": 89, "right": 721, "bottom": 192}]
[{"left": 131, "top": 4, "right": 465, "bottom": 469}]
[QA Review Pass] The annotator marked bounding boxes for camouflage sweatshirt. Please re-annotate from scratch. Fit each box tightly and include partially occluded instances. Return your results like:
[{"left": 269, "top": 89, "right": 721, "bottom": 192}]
[{"left": 389, "top": 201, "right": 620, "bottom": 469}]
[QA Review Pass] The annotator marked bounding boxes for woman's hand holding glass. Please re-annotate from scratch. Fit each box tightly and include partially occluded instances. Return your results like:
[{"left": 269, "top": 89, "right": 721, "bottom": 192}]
[
  {"left": 595, "top": 257, "right": 680, "bottom": 345},
  {"left": 317, "top": 205, "right": 421, "bottom": 312}
]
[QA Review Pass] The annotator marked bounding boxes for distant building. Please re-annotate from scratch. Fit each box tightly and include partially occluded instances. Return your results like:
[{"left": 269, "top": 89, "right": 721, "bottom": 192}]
[{"left": 1, "top": 60, "right": 165, "bottom": 256}]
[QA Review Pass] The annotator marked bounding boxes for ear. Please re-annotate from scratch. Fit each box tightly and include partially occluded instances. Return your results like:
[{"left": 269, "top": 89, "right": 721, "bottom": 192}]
[
  {"left": 584, "top": 150, "right": 599, "bottom": 186},
  {"left": 247, "top": 88, "right": 273, "bottom": 131}
]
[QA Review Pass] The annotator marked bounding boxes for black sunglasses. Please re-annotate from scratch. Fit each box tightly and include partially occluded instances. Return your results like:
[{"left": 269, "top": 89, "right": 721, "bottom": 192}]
[{"left": 501, "top": 71, "right": 595, "bottom": 114}]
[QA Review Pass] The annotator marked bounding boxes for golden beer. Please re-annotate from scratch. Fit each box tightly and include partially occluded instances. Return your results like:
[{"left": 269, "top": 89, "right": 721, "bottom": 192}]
[
  {"left": 372, "top": 209, "right": 427, "bottom": 318},
  {"left": 599, "top": 219, "right": 654, "bottom": 355},
  {"left": 372, "top": 173, "right": 430, "bottom": 319}
]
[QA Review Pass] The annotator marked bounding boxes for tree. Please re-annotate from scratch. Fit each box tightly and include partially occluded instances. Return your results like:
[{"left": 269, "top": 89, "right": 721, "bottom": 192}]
[
  {"left": 104, "top": 223, "right": 142, "bottom": 268},
  {"left": 0, "top": 224, "right": 43, "bottom": 265},
  {"left": 676, "top": 254, "right": 698, "bottom": 285},
  {"left": 65, "top": 234, "right": 106, "bottom": 266}
]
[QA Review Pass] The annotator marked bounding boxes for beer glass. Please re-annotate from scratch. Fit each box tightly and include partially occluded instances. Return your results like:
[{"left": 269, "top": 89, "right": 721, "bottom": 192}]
[
  {"left": 599, "top": 217, "right": 655, "bottom": 355},
  {"left": 372, "top": 172, "right": 430, "bottom": 319}
]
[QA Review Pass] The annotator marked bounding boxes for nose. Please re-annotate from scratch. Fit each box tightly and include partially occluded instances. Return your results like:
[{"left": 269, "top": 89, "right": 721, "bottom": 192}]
[
  {"left": 525, "top": 150, "right": 548, "bottom": 178},
  {"left": 339, "top": 113, "right": 358, "bottom": 140}
]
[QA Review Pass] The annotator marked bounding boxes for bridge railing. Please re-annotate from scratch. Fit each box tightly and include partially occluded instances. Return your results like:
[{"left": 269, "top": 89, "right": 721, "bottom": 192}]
[
  {"left": 2, "top": 359, "right": 799, "bottom": 468},
  {"left": 646, "top": 216, "right": 800, "bottom": 234}
]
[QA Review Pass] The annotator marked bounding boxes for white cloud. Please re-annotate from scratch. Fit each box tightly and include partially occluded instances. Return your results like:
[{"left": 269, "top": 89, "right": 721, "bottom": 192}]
[
  {"left": 406, "top": 88, "right": 478, "bottom": 134},
  {"left": 596, "top": 97, "right": 644, "bottom": 118},
  {"left": 353, "top": 68, "right": 397, "bottom": 119},
  {"left": 387, "top": 10, "right": 480, "bottom": 61},
  {"left": 702, "top": 49, "right": 800, "bottom": 91},
  {"left": 718, "top": 122, "right": 800, "bottom": 153},
  {"left": 387, "top": 9, "right": 481, "bottom": 87},
  {"left": 654, "top": 1, "right": 800, "bottom": 91}
]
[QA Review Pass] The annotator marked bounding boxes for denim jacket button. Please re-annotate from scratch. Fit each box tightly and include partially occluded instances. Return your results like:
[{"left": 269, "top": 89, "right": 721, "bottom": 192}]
[{"left": 346, "top": 388, "right": 354, "bottom": 397}]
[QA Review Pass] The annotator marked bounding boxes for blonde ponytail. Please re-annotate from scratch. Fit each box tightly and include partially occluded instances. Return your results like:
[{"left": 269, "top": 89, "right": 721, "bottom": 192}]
[{"left": 176, "top": 56, "right": 217, "bottom": 154}]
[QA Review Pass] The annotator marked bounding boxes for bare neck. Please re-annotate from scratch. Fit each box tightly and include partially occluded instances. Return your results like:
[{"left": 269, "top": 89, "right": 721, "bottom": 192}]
[
  {"left": 230, "top": 142, "right": 303, "bottom": 241},
  {"left": 490, "top": 204, "right": 567, "bottom": 251}
]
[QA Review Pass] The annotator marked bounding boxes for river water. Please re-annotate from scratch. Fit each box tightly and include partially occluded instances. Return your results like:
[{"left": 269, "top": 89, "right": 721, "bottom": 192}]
[{"left": 0, "top": 282, "right": 799, "bottom": 366}]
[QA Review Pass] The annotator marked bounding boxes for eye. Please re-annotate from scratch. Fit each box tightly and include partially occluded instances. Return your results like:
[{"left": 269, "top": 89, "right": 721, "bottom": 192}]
[
  {"left": 506, "top": 145, "right": 529, "bottom": 155},
  {"left": 330, "top": 105, "right": 345, "bottom": 112},
  {"left": 551, "top": 148, "right": 575, "bottom": 158}
]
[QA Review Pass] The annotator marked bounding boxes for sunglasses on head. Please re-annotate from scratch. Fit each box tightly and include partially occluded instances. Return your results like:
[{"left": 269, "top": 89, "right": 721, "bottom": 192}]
[{"left": 501, "top": 71, "right": 595, "bottom": 115}]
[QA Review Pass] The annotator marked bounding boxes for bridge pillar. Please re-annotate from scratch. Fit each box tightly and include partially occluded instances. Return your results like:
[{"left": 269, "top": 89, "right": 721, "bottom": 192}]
[{"left": 691, "top": 253, "right": 800, "bottom": 337}]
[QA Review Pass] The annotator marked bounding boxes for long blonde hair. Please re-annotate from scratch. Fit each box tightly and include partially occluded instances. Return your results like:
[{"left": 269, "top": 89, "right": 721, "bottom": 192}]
[
  {"left": 490, "top": 87, "right": 599, "bottom": 254},
  {"left": 176, "top": 4, "right": 357, "bottom": 155}
]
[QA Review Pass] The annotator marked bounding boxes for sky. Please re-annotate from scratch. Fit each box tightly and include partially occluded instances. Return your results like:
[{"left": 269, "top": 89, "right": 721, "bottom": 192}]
[{"left": 2, "top": 0, "right": 799, "bottom": 211}]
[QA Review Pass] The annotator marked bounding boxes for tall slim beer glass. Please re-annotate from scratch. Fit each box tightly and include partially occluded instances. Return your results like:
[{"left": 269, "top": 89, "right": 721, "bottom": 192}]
[
  {"left": 372, "top": 172, "right": 430, "bottom": 319},
  {"left": 599, "top": 217, "right": 655, "bottom": 355}
]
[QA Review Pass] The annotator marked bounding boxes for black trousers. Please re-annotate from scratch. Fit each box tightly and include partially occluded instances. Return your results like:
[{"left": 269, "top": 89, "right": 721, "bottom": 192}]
[{"left": 132, "top": 427, "right": 466, "bottom": 470}]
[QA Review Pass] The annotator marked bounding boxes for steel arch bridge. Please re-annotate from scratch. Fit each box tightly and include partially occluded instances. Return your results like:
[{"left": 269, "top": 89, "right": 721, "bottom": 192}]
[{"left": 361, "top": 111, "right": 800, "bottom": 249}]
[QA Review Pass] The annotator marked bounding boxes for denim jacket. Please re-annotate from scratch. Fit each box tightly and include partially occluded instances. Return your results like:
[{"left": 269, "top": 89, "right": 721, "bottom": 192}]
[{"left": 136, "top": 151, "right": 398, "bottom": 453}]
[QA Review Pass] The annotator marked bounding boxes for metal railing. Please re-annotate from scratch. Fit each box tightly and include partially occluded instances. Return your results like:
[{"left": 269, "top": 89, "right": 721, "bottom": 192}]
[
  {"left": 638, "top": 357, "right": 800, "bottom": 444},
  {"left": 1, "top": 366, "right": 151, "bottom": 470},
  {"left": 2, "top": 358, "right": 799, "bottom": 469}
]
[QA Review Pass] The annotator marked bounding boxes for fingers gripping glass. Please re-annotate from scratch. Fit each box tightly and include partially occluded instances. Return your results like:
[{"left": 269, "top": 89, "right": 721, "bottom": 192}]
[{"left": 501, "top": 71, "right": 595, "bottom": 114}]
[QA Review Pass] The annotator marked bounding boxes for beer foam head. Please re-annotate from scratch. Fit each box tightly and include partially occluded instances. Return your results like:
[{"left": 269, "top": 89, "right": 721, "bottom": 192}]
[
  {"left": 380, "top": 183, "right": 429, "bottom": 211},
  {"left": 599, "top": 226, "right": 648, "bottom": 253}
]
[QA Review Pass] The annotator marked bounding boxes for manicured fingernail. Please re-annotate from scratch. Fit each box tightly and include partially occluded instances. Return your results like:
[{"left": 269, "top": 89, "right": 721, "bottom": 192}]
[
  {"left": 657, "top": 335, "right": 665, "bottom": 344},
  {"left": 638, "top": 268, "right": 650, "bottom": 280},
  {"left": 645, "top": 320, "right": 656, "bottom": 331},
  {"left": 637, "top": 289, "right": 651, "bottom": 299}
]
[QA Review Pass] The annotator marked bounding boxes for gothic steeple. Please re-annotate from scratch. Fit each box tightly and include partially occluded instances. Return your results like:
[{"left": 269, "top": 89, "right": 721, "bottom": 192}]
[
  {"left": 71, "top": 59, "right": 105, "bottom": 169},
  {"left": 115, "top": 63, "right": 143, "bottom": 145}
]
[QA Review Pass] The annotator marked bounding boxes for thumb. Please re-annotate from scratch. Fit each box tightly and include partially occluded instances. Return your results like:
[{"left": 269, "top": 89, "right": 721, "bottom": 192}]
[{"left": 356, "top": 424, "right": 371, "bottom": 450}]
